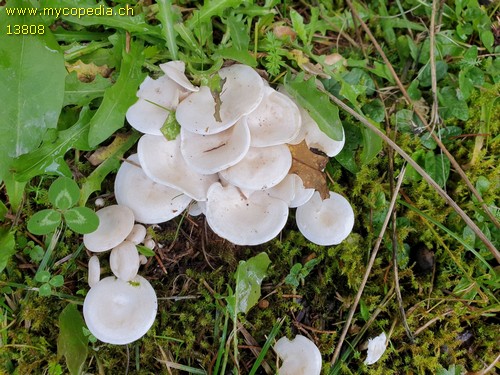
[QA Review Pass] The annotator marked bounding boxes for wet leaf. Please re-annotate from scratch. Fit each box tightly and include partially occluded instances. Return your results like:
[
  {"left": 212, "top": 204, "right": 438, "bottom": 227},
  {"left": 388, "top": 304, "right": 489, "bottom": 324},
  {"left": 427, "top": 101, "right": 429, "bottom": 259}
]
[
  {"left": 0, "top": 228, "right": 15, "bottom": 274},
  {"left": 58, "top": 304, "right": 88, "bottom": 375},
  {"left": 226, "top": 252, "right": 271, "bottom": 315},
  {"left": 288, "top": 141, "right": 329, "bottom": 199}
]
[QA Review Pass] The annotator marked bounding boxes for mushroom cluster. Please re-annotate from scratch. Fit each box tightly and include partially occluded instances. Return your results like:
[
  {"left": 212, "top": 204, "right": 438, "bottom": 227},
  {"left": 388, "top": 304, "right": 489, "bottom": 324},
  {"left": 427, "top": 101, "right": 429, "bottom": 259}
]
[
  {"left": 82, "top": 205, "right": 157, "bottom": 345},
  {"left": 121, "top": 62, "right": 354, "bottom": 246}
]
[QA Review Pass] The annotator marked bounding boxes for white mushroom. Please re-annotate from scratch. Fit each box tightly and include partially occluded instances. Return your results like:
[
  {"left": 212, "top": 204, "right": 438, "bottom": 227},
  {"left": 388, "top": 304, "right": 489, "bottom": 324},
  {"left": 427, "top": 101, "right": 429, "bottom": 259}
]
[
  {"left": 83, "top": 205, "right": 135, "bottom": 253},
  {"left": 159, "top": 61, "right": 199, "bottom": 92},
  {"left": 265, "top": 174, "right": 297, "bottom": 206},
  {"left": 188, "top": 201, "right": 206, "bottom": 217},
  {"left": 126, "top": 224, "right": 147, "bottom": 245},
  {"left": 274, "top": 335, "right": 322, "bottom": 375},
  {"left": 115, "top": 154, "right": 192, "bottom": 224},
  {"left": 288, "top": 175, "right": 315, "bottom": 208},
  {"left": 180, "top": 119, "right": 251, "bottom": 174},
  {"left": 245, "top": 86, "right": 301, "bottom": 147},
  {"left": 126, "top": 75, "right": 181, "bottom": 136},
  {"left": 205, "top": 183, "right": 288, "bottom": 246},
  {"left": 109, "top": 241, "right": 140, "bottom": 281},
  {"left": 219, "top": 145, "right": 292, "bottom": 191},
  {"left": 364, "top": 332, "right": 387, "bottom": 365},
  {"left": 88, "top": 256, "right": 100, "bottom": 288},
  {"left": 303, "top": 111, "right": 345, "bottom": 157},
  {"left": 137, "top": 135, "right": 218, "bottom": 201},
  {"left": 83, "top": 275, "right": 157, "bottom": 345},
  {"left": 176, "top": 64, "right": 264, "bottom": 134},
  {"left": 295, "top": 191, "right": 354, "bottom": 246}
]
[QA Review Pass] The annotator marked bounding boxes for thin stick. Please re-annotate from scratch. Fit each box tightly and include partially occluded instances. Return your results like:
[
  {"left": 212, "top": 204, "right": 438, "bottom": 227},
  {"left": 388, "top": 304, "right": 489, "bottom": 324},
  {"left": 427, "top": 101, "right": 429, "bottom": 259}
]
[
  {"left": 320, "top": 86, "right": 500, "bottom": 263},
  {"left": 330, "top": 166, "right": 407, "bottom": 365},
  {"left": 345, "top": 0, "right": 499, "bottom": 229},
  {"left": 480, "top": 352, "right": 500, "bottom": 375},
  {"left": 429, "top": 0, "right": 441, "bottom": 127}
]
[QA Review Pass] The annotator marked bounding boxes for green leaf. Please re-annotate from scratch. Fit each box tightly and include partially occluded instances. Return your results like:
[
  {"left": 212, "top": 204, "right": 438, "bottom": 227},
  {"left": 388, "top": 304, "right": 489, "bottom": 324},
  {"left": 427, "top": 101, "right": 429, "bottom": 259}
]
[
  {"left": 359, "top": 299, "right": 369, "bottom": 321},
  {"left": 187, "top": 0, "right": 244, "bottom": 28},
  {"left": 48, "top": 177, "right": 80, "bottom": 210},
  {"left": 438, "top": 86, "right": 469, "bottom": 121},
  {"left": 87, "top": 40, "right": 146, "bottom": 147},
  {"left": 436, "top": 364, "right": 465, "bottom": 375},
  {"left": 63, "top": 207, "right": 99, "bottom": 234},
  {"left": 137, "top": 245, "right": 155, "bottom": 257},
  {"left": 63, "top": 72, "right": 112, "bottom": 107},
  {"left": 424, "top": 151, "right": 450, "bottom": 188},
  {"left": 479, "top": 30, "right": 494, "bottom": 52},
  {"left": 160, "top": 111, "right": 181, "bottom": 140},
  {"left": 226, "top": 13, "right": 250, "bottom": 50},
  {"left": 284, "top": 73, "right": 343, "bottom": 141},
  {"left": 58, "top": 304, "right": 89, "bottom": 375},
  {"left": 79, "top": 132, "right": 140, "bottom": 205},
  {"left": 157, "top": 0, "right": 179, "bottom": 60},
  {"left": 290, "top": 9, "right": 307, "bottom": 44},
  {"left": 39, "top": 283, "right": 53, "bottom": 297},
  {"left": 35, "top": 270, "right": 51, "bottom": 283},
  {"left": 0, "top": 201, "right": 7, "bottom": 222},
  {"left": 0, "top": 228, "right": 15, "bottom": 274},
  {"left": 360, "top": 125, "right": 383, "bottom": 165},
  {"left": 418, "top": 61, "right": 448, "bottom": 87},
  {"left": 225, "top": 252, "right": 271, "bottom": 316},
  {"left": 13, "top": 107, "right": 94, "bottom": 182},
  {"left": 405, "top": 149, "right": 426, "bottom": 182},
  {"left": 27, "top": 209, "right": 62, "bottom": 235},
  {"left": 0, "top": 0, "right": 66, "bottom": 181},
  {"left": 213, "top": 47, "right": 257, "bottom": 67},
  {"left": 50, "top": 275, "right": 64, "bottom": 287}
]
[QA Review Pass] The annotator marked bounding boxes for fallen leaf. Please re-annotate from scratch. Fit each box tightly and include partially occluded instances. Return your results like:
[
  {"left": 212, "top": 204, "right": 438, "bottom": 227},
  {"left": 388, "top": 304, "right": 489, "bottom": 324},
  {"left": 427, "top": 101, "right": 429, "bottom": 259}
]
[
  {"left": 288, "top": 141, "right": 329, "bottom": 199},
  {"left": 66, "top": 60, "right": 112, "bottom": 82},
  {"left": 88, "top": 133, "right": 130, "bottom": 166}
]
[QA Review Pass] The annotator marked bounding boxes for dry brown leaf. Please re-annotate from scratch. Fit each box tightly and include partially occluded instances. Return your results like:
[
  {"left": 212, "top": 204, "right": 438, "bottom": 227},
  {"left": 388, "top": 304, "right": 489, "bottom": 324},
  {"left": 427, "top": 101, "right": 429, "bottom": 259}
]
[
  {"left": 88, "top": 133, "right": 129, "bottom": 166},
  {"left": 288, "top": 141, "right": 329, "bottom": 199},
  {"left": 66, "top": 60, "right": 112, "bottom": 82}
]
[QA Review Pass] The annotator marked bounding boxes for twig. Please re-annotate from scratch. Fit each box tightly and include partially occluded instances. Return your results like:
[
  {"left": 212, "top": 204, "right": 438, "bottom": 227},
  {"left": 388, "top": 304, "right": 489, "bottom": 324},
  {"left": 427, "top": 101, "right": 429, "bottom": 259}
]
[
  {"left": 319, "top": 86, "right": 500, "bottom": 263},
  {"left": 330, "top": 166, "right": 407, "bottom": 365},
  {"left": 413, "top": 309, "right": 453, "bottom": 336},
  {"left": 429, "top": 0, "right": 441, "bottom": 127},
  {"left": 344, "top": 0, "right": 500, "bottom": 230},
  {"left": 480, "top": 352, "right": 500, "bottom": 375}
]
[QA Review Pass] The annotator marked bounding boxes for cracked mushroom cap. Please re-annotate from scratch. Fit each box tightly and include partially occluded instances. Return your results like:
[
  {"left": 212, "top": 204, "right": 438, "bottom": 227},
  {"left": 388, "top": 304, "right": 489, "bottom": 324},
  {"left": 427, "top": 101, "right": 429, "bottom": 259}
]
[
  {"left": 176, "top": 64, "right": 265, "bottom": 135},
  {"left": 180, "top": 119, "right": 251, "bottom": 174},
  {"left": 115, "top": 154, "right": 192, "bottom": 224},
  {"left": 137, "top": 134, "right": 218, "bottom": 201},
  {"left": 219, "top": 145, "right": 292, "bottom": 191},
  {"left": 274, "top": 335, "right": 322, "bottom": 375},
  {"left": 205, "top": 183, "right": 289, "bottom": 246},
  {"left": 296, "top": 191, "right": 354, "bottom": 246},
  {"left": 159, "top": 61, "right": 199, "bottom": 92},
  {"left": 83, "top": 275, "right": 157, "bottom": 345},
  {"left": 83, "top": 205, "right": 135, "bottom": 253},
  {"left": 245, "top": 86, "right": 302, "bottom": 147}
]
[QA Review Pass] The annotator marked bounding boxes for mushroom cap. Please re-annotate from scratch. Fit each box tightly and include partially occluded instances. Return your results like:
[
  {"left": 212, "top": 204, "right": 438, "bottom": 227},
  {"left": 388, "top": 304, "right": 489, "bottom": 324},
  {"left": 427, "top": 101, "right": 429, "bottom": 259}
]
[
  {"left": 303, "top": 110, "right": 345, "bottom": 157},
  {"left": 180, "top": 119, "right": 251, "bottom": 174},
  {"left": 137, "top": 135, "right": 218, "bottom": 201},
  {"left": 265, "top": 174, "right": 297, "bottom": 206},
  {"left": 205, "top": 183, "right": 288, "bottom": 246},
  {"left": 115, "top": 154, "right": 192, "bottom": 224},
  {"left": 219, "top": 145, "right": 292, "bottom": 191},
  {"left": 246, "top": 86, "right": 302, "bottom": 147},
  {"left": 125, "top": 98, "right": 170, "bottom": 136},
  {"left": 288, "top": 174, "right": 315, "bottom": 208},
  {"left": 274, "top": 335, "right": 322, "bottom": 375},
  {"left": 88, "top": 256, "right": 100, "bottom": 288},
  {"left": 83, "top": 275, "right": 157, "bottom": 345},
  {"left": 176, "top": 64, "right": 264, "bottom": 134},
  {"left": 126, "top": 224, "right": 147, "bottom": 245},
  {"left": 137, "top": 75, "right": 180, "bottom": 109},
  {"left": 295, "top": 191, "right": 354, "bottom": 246},
  {"left": 364, "top": 332, "right": 387, "bottom": 365},
  {"left": 109, "top": 240, "right": 140, "bottom": 281},
  {"left": 159, "top": 61, "right": 199, "bottom": 92},
  {"left": 83, "top": 205, "right": 135, "bottom": 253}
]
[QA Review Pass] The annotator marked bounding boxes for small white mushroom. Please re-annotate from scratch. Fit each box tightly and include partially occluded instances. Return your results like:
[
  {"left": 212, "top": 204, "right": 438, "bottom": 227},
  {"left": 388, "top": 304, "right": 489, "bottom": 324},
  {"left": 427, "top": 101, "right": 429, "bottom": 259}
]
[
  {"left": 139, "top": 254, "right": 148, "bottom": 265},
  {"left": 180, "top": 119, "right": 251, "bottom": 174},
  {"left": 188, "top": 201, "right": 206, "bottom": 217},
  {"left": 88, "top": 256, "right": 100, "bottom": 288},
  {"left": 205, "top": 183, "right": 288, "bottom": 246},
  {"left": 109, "top": 241, "right": 140, "bottom": 282},
  {"left": 295, "top": 191, "right": 354, "bottom": 246},
  {"left": 288, "top": 175, "right": 315, "bottom": 208},
  {"left": 245, "top": 86, "right": 301, "bottom": 147},
  {"left": 364, "top": 332, "right": 387, "bottom": 365},
  {"left": 303, "top": 111, "right": 345, "bottom": 157},
  {"left": 115, "top": 154, "right": 192, "bottom": 224},
  {"left": 94, "top": 198, "right": 105, "bottom": 208},
  {"left": 83, "top": 205, "right": 135, "bottom": 253},
  {"left": 126, "top": 224, "right": 147, "bottom": 245},
  {"left": 219, "top": 145, "right": 292, "bottom": 191},
  {"left": 83, "top": 275, "right": 157, "bottom": 345},
  {"left": 176, "top": 64, "right": 265, "bottom": 134},
  {"left": 137, "top": 134, "right": 219, "bottom": 201},
  {"left": 143, "top": 238, "right": 156, "bottom": 250},
  {"left": 274, "top": 335, "right": 322, "bottom": 375}
]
